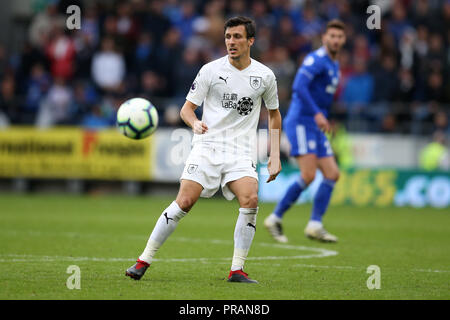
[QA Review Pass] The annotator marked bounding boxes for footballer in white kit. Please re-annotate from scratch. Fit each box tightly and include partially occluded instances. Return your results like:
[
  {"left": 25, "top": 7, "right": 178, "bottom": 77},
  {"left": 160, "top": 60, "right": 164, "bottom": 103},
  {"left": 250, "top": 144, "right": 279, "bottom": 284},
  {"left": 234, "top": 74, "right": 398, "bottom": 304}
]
[
  {"left": 125, "top": 16, "right": 282, "bottom": 284},
  {"left": 181, "top": 55, "right": 279, "bottom": 200}
]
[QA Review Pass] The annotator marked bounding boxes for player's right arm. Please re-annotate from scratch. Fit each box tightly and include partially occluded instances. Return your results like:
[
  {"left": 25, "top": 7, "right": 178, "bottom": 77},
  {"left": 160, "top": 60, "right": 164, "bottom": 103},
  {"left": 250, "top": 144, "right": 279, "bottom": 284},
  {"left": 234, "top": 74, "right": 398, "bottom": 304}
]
[
  {"left": 180, "top": 100, "right": 208, "bottom": 134},
  {"left": 293, "top": 55, "right": 331, "bottom": 133},
  {"left": 182, "top": 65, "right": 211, "bottom": 134}
]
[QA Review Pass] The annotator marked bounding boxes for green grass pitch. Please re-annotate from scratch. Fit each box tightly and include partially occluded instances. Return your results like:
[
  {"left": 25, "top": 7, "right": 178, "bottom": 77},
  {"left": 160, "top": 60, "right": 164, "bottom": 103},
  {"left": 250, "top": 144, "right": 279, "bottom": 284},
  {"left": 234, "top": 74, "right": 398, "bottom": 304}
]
[{"left": 0, "top": 193, "right": 449, "bottom": 300}]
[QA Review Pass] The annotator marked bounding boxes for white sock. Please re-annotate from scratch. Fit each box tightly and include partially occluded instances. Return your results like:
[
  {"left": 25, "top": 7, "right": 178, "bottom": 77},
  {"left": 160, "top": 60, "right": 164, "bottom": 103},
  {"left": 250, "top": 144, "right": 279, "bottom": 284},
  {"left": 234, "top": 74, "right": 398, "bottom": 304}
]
[
  {"left": 267, "top": 213, "right": 282, "bottom": 223},
  {"left": 139, "top": 201, "right": 186, "bottom": 264},
  {"left": 231, "top": 207, "right": 258, "bottom": 271},
  {"left": 307, "top": 220, "right": 323, "bottom": 230}
]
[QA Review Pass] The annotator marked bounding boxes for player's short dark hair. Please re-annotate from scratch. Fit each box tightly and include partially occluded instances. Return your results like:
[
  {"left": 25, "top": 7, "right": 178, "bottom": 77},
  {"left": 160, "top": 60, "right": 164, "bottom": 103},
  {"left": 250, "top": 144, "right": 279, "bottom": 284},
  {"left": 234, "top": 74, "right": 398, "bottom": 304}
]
[
  {"left": 325, "top": 19, "right": 346, "bottom": 33},
  {"left": 224, "top": 16, "right": 256, "bottom": 39}
]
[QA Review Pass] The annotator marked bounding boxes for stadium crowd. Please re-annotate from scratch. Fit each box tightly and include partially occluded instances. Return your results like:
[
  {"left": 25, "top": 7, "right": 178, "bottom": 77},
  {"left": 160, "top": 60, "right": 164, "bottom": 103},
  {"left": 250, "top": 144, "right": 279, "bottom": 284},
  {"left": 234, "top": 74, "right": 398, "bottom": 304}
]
[{"left": 0, "top": 0, "right": 449, "bottom": 135}]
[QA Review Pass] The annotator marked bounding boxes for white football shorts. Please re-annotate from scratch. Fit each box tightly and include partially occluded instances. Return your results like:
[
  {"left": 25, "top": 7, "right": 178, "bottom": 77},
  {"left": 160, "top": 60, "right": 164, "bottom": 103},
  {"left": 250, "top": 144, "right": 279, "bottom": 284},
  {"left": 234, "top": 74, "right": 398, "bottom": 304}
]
[{"left": 180, "top": 143, "right": 258, "bottom": 200}]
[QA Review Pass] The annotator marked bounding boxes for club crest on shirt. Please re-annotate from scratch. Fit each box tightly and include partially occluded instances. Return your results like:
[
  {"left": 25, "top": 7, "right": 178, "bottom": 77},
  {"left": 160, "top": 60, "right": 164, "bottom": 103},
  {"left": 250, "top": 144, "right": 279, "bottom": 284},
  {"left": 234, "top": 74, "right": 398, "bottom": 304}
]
[{"left": 250, "top": 76, "right": 262, "bottom": 90}]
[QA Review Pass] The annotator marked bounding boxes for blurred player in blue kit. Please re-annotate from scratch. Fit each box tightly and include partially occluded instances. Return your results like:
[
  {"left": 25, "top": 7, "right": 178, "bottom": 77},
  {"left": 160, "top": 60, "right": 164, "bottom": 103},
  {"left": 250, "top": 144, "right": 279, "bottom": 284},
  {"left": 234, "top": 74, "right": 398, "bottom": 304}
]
[{"left": 264, "top": 20, "right": 346, "bottom": 243}]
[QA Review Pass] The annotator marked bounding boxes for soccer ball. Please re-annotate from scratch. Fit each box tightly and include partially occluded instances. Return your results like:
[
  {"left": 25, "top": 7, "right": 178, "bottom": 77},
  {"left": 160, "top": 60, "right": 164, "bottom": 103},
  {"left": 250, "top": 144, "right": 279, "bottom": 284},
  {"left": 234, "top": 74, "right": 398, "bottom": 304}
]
[{"left": 116, "top": 97, "right": 159, "bottom": 139}]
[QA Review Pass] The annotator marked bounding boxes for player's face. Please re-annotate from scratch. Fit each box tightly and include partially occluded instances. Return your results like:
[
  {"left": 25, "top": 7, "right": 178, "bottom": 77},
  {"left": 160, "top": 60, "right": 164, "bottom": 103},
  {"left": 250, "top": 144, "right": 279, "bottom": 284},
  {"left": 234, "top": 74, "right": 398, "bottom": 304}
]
[
  {"left": 323, "top": 28, "right": 346, "bottom": 55},
  {"left": 225, "top": 25, "right": 254, "bottom": 60}
]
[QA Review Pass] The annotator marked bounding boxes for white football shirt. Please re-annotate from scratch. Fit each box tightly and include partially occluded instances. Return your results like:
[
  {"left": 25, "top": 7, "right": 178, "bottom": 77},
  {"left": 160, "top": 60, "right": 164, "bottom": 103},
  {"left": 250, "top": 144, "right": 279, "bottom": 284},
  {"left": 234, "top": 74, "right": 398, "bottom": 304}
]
[{"left": 186, "top": 55, "right": 279, "bottom": 160}]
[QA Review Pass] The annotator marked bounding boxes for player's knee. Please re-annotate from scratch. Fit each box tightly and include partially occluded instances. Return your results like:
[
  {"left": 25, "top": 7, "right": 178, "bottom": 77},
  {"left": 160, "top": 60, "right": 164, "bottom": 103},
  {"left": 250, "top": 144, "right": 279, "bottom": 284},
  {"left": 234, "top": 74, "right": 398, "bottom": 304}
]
[
  {"left": 240, "top": 193, "right": 258, "bottom": 208},
  {"left": 333, "top": 170, "right": 340, "bottom": 182},
  {"left": 301, "top": 172, "right": 316, "bottom": 185},
  {"left": 175, "top": 196, "right": 196, "bottom": 212},
  {"left": 324, "top": 169, "right": 340, "bottom": 182}
]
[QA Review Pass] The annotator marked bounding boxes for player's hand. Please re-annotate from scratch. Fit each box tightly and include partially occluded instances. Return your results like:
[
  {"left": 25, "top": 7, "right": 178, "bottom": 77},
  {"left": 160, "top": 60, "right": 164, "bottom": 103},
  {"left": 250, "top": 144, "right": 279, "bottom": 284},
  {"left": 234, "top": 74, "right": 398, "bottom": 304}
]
[
  {"left": 314, "top": 112, "right": 331, "bottom": 133},
  {"left": 266, "top": 157, "right": 281, "bottom": 183},
  {"left": 193, "top": 120, "right": 208, "bottom": 134}
]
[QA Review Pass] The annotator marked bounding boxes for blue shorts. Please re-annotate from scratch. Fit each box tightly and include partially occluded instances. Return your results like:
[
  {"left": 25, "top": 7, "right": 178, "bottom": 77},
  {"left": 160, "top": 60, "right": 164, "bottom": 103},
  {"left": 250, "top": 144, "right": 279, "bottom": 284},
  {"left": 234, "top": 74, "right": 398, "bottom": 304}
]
[{"left": 284, "top": 118, "right": 334, "bottom": 158}]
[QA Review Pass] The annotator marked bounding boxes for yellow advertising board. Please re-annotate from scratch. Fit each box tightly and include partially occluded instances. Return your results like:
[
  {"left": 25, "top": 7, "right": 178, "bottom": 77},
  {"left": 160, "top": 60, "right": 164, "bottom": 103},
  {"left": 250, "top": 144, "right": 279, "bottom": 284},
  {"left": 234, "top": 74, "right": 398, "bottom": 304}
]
[{"left": 0, "top": 127, "right": 153, "bottom": 180}]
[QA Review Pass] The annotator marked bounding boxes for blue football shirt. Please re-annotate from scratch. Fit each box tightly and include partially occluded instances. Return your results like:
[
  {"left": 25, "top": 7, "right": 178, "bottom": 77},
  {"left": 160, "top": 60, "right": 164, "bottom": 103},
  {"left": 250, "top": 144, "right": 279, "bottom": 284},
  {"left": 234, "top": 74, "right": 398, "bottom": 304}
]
[{"left": 285, "top": 46, "right": 340, "bottom": 123}]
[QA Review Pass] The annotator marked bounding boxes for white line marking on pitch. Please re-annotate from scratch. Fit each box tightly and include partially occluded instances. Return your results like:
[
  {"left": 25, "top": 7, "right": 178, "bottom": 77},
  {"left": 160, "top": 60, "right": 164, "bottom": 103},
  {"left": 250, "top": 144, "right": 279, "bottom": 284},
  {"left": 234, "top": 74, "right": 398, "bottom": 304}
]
[
  {"left": 0, "top": 236, "right": 337, "bottom": 263},
  {"left": 0, "top": 254, "right": 448, "bottom": 274},
  {"left": 172, "top": 237, "right": 338, "bottom": 260},
  {"left": 412, "top": 269, "right": 450, "bottom": 273},
  {"left": 0, "top": 231, "right": 337, "bottom": 260},
  {"left": 1, "top": 234, "right": 448, "bottom": 274}
]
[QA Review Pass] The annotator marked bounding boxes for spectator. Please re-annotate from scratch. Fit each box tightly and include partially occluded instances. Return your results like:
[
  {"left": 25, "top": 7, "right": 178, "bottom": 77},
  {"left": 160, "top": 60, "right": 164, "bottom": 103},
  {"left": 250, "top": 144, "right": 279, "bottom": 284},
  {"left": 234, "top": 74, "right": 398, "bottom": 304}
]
[
  {"left": 433, "top": 110, "right": 450, "bottom": 135},
  {"left": 387, "top": 1, "right": 412, "bottom": 44},
  {"left": 425, "top": 33, "right": 446, "bottom": 73},
  {"left": 36, "top": 77, "right": 74, "bottom": 128},
  {"left": 91, "top": 36, "right": 126, "bottom": 93},
  {"left": 273, "top": 15, "right": 301, "bottom": 57},
  {"left": 45, "top": 23, "right": 76, "bottom": 81},
  {"left": 173, "top": 2, "right": 199, "bottom": 44},
  {"left": 78, "top": 4, "right": 100, "bottom": 49},
  {"left": 419, "top": 131, "right": 450, "bottom": 171},
  {"left": 334, "top": 49, "right": 353, "bottom": 101},
  {"left": 116, "top": 1, "right": 138, "bottom": 41},
  {"left": 352, "top": 33, "right": 371, "bottom": 63},
  {"left": 23, "top": 63, "right": 51, "bottom": 124},
  {"left": 73, "top": 31, "right": 96, "bottom": 80},
  {"left": 369, "top": 54, "right": 398, "bottom": 131},
  {"left": 163, "top": 104, "right": 182, "bottom": 127},
  {"left": 414, "top": 24, "right": 429, "bottom": 58},
  {"left": 173, "top": 47, "right": 202, "bottom": 98},
  {"left": 69, "top": 81, "right": 99, "bottom": 123},
  {"left": 395, "top": 67, "right": 415, "bottom": 103},
  {"left": 380, "top": 113, "right": 399, "bottom": 133},
  {"left": 28, "top": 2, "right": 62, "bottom": 50},
  {"left": 252, "top": 25, "right": 272, "bottom": 60},
  {"left": 412, "top": 0, "right": 434, "bottom": 29},
  {"left": 81, "top": 104, "right": 111, "bottom": 129},
  {"left": 145, "top": 0, "right": 171, "bottom": 44},
  {"left": 251, "top": 0, "right": 275, "bottom": 30},
  {"left": 102, "top": 14, "right": 119, "bottom": 39},
  {"left": 153, "top": 28, "right": 183, "bottom": 96},
  {"left": 319, "top": 0, "right": 341, "bottom": 21},
  {"left": 411, "top": 100, "right": 439, "bottom": 135},
  {"left": 341, "top": 59, "right": 374, "bottom": 114},
  {"left": 0, "top": 46, "right": 9, "bottom": 79},
  {"left": 72, "top": 5, "right": 100, "bottom": 80},
  {"left": 227, "top": 0, "right": 248, "bottom": 19},
  {"left": 377, "top": 31, "right": 398, "bottom": 60},
  {"left": 162, "top": 0, "right": 182, "bottom": 23},
  {"left": 16, "top": 41, "right": 48, "bottom": 90},
  {"left": 115, "top": 0, "right": 139, "bottom": 55},
  {"left": 425, "top": 71, "right": 447, "bottom": 103},
  {"left": 139, "top": 70, "right": 166, "bottom": 98},
  {"left": 132, "top": 32, "right": 156, "bottom": 75},
  {"left": 0, "top": 74, "right": 20, "bottom": 126},
  {"left": 266, "top": 46, "right": 295, "bottom": 107},
  {"left": 399, "top": 28, "right": 416, "bottom": 70},
  {"left": 299, "top": 5, "right": 323, "bottom": 41},
  {"left": 329, "top": 119, "right": 354, "bottom": 169},
  {"left": 94, "top": 94, "right": 123, "bottom": 127},
  {"left": 201, "top": 0, "right": 226, "bottom": 52},
  {"left": 442, "top": 0, "right": 450, "bottom": 32}
]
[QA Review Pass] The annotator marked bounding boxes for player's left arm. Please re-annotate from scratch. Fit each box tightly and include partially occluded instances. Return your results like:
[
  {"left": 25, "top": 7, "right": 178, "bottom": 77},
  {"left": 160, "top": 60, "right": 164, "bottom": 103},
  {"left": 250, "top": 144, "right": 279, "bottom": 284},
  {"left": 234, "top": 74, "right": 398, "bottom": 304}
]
[
  {"left": 263, "top": 73, "right": 282, "bottom": 183},
  {"left": 267, "top": 108, "right": 282, "bottom": 183}
]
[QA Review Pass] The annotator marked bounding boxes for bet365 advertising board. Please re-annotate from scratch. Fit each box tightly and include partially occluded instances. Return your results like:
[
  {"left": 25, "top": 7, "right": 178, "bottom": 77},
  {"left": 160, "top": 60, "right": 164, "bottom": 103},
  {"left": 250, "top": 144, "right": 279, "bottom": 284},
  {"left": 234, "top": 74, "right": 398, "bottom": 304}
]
[
  {"left": 258, "top": 164, "right": 450, "bottom": 208},
  {"left": 0, "top": 127, "right": 449, "bottom": 207}
]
